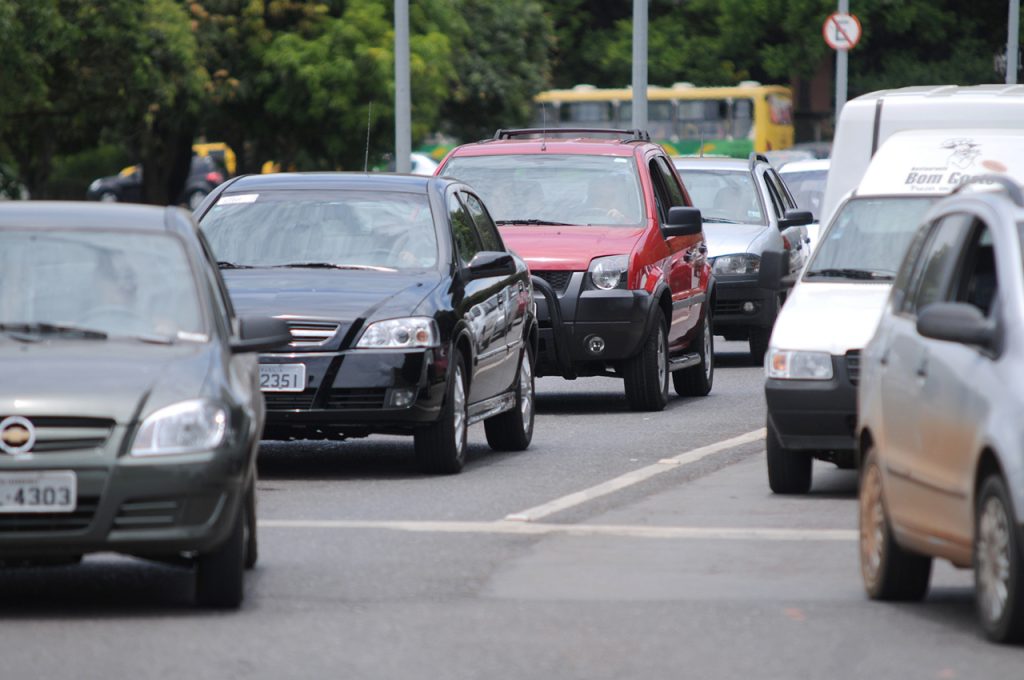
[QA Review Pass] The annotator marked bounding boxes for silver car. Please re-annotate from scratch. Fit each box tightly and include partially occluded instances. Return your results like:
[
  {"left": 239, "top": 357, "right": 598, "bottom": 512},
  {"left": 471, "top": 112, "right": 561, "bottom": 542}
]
[{"left": 857, "top": 177, "right": 1024, "bottom": 642}]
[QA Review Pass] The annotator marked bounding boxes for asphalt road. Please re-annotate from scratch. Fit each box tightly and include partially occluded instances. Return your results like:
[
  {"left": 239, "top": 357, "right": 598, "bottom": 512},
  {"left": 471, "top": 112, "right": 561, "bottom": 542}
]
[{"left": 0, "top": 341, "right": 1019, "bottom": 678}]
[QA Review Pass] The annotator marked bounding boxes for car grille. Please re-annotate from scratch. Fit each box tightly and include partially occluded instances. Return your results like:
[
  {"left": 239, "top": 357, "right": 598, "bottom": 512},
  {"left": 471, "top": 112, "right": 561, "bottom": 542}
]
[
  {"left": 264, "top": 389, "right": 317, "bottom": 411},
  {"left": 323, "top": 389, "right": 388, "bottom": 410},
  {"left": 532, "top": 271, "right": 575, "bottom": 295},
  {"left": 114, "top": 499, "right": 180, "bottom": 529},
  {"left": 0, "top": 417, "right": 116, "bottom": 453},
  {"left": 286, "top": 321, "right": 340, "bottom": 348},
  {"left": 846, "top": 351, "right": 861, "bottom": 385},
  {"left": 0, "top": 496, "right": 99, "bottom": 533},
  {"left": 715, "top": 299, "right": 745, "bottom": 315}
]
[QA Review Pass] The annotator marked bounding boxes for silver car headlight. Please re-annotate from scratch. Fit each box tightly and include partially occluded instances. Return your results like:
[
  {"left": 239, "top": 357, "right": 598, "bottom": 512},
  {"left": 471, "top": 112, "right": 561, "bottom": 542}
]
[
  {"left": 766, "top": 349, "right": 834, "bottom": 380},
  {"left": 712, "top": 253, "right": 760, "bottom": 276},
  {"left": 356, "top": 317, "right": 439, "bottom": 349},
  {"left": 588, "top": 255, "right": 629, "bottom": 290},
  {"left": 88, "top": 179, "right": 102, "bottom": 193},
  {"left": 131, "top": 399, "right": 229, "bottom": 456}
]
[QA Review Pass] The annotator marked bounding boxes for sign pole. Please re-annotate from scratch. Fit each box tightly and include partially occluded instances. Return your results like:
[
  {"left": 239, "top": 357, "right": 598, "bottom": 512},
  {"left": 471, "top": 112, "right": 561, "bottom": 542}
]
[
  {"left": 835, "top": 0, "right": 849, "bottom": 120},
  {"left": 1009, "top": 0, "right": 1020, "bottom": 85},
  {"left": 631, "top": 0, "right": 648, "bottom": 132},
  {"left": 394, "top": 0, "right": 411, "bottom": 173}
]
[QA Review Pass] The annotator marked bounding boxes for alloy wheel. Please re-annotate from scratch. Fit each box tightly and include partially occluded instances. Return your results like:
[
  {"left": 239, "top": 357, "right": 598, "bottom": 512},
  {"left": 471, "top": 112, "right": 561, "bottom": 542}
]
[
  {"left": 657, "top": 328, "right": 667, "bottom": 391},
  {"left": 703, "top": 320, "right": 713, "bottom": 381},
  {"left": 452, "top": 365, "right": 467, "bottom": 457},
  {"left": 978, "top": 495, "right": 1012, "bottom": 625},
  {"left": 860, "top": 464, "right": 885, "bottom": 587},
  {"left": 519, "top": 353, "right": 533, "bottom": 428}
]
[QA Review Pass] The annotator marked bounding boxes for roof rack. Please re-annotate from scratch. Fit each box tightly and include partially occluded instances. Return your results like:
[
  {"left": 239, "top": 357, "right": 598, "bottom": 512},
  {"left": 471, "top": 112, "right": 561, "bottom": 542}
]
[
  {"left": 952, "top": 174, "right": 1024, "bottom": 207},
  {"left": 748, "top": 152, "right": 770, "bottom": 172},
  {"left": 493, "top": 128, "right": 651, "bottom": 143}
]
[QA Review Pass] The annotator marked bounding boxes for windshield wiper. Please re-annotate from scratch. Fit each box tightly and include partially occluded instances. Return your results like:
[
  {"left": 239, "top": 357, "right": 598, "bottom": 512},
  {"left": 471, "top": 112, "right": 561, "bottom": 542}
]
[
  {"left": 275, "top": 262, "right": 397, "bottom": 272},
  {"left": 805, "top": 268, "right": 894, "bottom": 281},
  {"left": 495, "top": 219, "right": 580, "bottom": 227},
  {"left": 701, "top": 217, "right": 740, "bottom": 224},
  {"left": 217, "top": 261, "right": 256, "bottom": 269},
  {"left": 0, "top": 322, "right": 108, "bottom": 340}
]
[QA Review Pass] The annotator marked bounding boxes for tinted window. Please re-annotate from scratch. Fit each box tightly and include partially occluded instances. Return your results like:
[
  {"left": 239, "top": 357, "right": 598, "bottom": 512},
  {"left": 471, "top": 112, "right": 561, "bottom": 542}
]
[
  {"left": 675, "top": 168, "right": 765, "bottom": 225},
  {"left": 461, "top": 192, "right": 502, "bottom": 251},
  {"left": 954, "top": 222, "right": 998, "bottom": 317},
  {"left": 442, "top": 154, "right": 644, "bottom": 227},
  {"left": 908, "top": 215, "right": 970, "bottom": 315},
  {"left": 0, "top": 229, "right": 205, "bottom": 340},
  {"left": 202, "top": 190, "right": 438, "bottom": 270},
  {"left": 654, "top": 157, "right": 686, "bottom": 208},
  {"left": 448, "top": 192, "right": 480, "bottom": 266}
]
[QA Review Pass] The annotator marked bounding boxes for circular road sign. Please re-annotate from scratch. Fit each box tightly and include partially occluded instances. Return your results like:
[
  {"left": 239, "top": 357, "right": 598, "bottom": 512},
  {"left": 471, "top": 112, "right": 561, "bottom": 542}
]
[{"left": 822, "top": 12, "right": 862, "bottom": 51}]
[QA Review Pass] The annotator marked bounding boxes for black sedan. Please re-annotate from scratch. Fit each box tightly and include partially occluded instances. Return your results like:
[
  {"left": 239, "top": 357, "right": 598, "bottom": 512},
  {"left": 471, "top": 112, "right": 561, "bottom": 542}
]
[
  {"left": 0, "top": 202, "right": 289, "bottom": 607},
  {"left": 87, "top": 156, "right": 226, "bottom": 209},
  {"left": 196, "top": 173, "right": 538, "bottom": 474}
]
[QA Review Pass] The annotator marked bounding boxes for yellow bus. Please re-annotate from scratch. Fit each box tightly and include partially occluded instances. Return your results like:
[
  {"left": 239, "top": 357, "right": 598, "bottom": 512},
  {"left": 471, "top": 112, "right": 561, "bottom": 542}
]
[{"left": 533, "top": 82, "right": 794, "bottom": 157}]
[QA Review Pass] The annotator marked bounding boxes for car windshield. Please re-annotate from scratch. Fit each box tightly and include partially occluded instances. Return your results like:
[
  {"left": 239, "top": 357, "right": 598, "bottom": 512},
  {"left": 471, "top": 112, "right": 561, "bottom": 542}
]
[
  {"left": 805, "top": 197, "right": 936, "bottom": 281},
  {"left": 778, "top": 169, "right": 827, "bottom": 220},
  {"left": 0, "top": 229, "right": 205, "bottom": 341},
  {"left": 441, "top": 154, "right": 644, "bottom": 227},
  {"left": 675, "top": 168, "right": 765, "bottom": 225},
  {"left": 200, "top": 190, "right": 438, "bottom": 270}
]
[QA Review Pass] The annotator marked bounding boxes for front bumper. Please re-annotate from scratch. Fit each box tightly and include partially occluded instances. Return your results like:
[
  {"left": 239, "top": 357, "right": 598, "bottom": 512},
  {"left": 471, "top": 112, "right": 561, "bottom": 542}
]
[
  {"left": 0, "top": 447, "right": 247, "bottom": 559},
  {"left": 765, "top": 353, "right": 859, "bottom": 453},
  {"left": 532, "top": 273, "right": 655, "bottom": 378},
  {"left": 259, "top": 347, "right": 448, "bottom": 438},
  {"left": 712, "top": 275, "right": 778, "bottom": 335}
]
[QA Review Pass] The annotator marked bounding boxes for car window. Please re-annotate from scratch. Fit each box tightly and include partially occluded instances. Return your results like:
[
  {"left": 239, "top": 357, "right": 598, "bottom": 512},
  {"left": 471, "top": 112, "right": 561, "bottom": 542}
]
[
  {"left": 676, "top": 168, "right": 765, "bottom": 225},
  {"left": 654, "top": 157, "right": 686, "bottom": 208},
  {"left": 762, "top": 171, "right": 785, "bottom": 219},
  {"left": 647, "top": 159, "right": 669, "bottom": 224},
  {"left": 461, "top": 191, "right": 502, "bottom": 251},
  {"left": 196, "top": 229, "right": 235, "bottom": 322},
  {"left": 778, "top": 169, "right": 826, "bottom": 219},
  {"left": 767, "top": 169, "right": 796, "bottom": 211},
  {"left": 448, "top": 192, "right": 481, "bottom": 267},
  {"left": 907, "top": 214, "right": 972, "bottom": 316},
  {"left": 890, "top": 224, "right": 932, "bottom": 314},
  {"left": 952, "top": 221, "right": 999, "bottom": 317}
]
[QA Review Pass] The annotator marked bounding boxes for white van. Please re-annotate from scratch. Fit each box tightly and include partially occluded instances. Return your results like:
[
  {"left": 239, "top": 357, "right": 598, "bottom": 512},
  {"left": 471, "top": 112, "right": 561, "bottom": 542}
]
[
  {"left": 761, "top": 129, "right": 1024, "bottom": 494},
  {"left": 822, "top": 84, "right": 1024, "bottom": 225}
]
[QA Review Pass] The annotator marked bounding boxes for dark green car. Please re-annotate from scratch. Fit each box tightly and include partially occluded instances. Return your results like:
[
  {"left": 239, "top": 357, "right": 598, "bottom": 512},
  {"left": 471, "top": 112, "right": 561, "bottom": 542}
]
[{"left": 0, "top": 202, "right": 289, "bottom": 608}]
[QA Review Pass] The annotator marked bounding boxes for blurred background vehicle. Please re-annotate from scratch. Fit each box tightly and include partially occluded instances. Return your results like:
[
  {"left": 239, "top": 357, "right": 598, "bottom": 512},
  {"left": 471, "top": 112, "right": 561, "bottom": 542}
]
[
  {"left": 87, "top": 155, "right": 226, "bottom": 209},
  {"left": 778, "top": 158, "right": 831, "bottom": 251}
]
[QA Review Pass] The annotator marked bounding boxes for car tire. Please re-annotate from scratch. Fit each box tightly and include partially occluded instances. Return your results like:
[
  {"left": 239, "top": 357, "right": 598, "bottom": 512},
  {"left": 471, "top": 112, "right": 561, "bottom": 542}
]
[
  {"left": 749, "top": 326, "right": 770, "bottom": 363},
  {"left": 414, "top": 352, "right": 468, "bottom": 474},
  {"left": 195, "top": 499, "right": 246, "bottom": 609},
  {"left": 244, "top": 476, "right": 258, "bottom": 570},
  {"left": 623, "top": 311, "right": 669, "bottom": 412},
  {"left": 673, "top": 310, "right": 714, "bottom": 397},
  {"left": 766, "top": 417, "right": 812, "bottom": 494},
  {"left": 974, "top": 474, "right": 1024, "bottom": 643},
  {"left": 98, "top": 191, "right": 118, "bottom": 203},
  {"left": 860, "top": 446, "right": 932, "bottom": 601},
  {"left": 484, "top": 346, "right": 535, "bottom": 452}
]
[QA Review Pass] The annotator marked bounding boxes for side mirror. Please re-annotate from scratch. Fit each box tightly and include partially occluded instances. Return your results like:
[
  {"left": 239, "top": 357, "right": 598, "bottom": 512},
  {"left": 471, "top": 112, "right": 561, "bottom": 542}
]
[
  {"left": 231, "top": 316, "right": 292, "bottom": 353},
  {"left": 758, "top": 249, "right": 794, "bottom": 290},
  {"left": 663, "top": 206, "right": 703, "bottom": 237},
  {"left": 916, "top": 303, "right": 995, "bottom": 348},
  {"left": 467, "top": 251, "right": 516, "bottom": 281},
  {"left": 778, "top": 209, "right": 813, "bottom": 229}
]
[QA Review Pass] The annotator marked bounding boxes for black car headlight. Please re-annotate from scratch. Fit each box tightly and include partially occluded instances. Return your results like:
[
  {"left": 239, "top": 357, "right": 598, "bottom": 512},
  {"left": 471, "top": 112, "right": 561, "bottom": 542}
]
[{"left": 712, "top": 253, "right": 761, "bottom": 276}]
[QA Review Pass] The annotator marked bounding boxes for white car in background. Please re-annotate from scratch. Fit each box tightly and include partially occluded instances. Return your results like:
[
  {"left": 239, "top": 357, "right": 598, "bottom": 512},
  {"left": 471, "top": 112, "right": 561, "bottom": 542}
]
[{"left": 779, "top": 158, "right": 830, "bottom": 252}]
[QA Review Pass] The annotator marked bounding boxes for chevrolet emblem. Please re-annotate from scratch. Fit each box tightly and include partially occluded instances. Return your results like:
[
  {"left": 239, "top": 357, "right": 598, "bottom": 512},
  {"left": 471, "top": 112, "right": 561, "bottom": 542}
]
[{"left": 0, "top": 417, "right": 35, "bottom": 455}]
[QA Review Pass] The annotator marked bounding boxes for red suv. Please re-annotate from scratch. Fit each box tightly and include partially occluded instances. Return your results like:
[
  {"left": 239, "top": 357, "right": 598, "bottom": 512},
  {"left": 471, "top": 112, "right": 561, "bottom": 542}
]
[{"left": 438, "top": 128, "right": 714, "bottom": 411}]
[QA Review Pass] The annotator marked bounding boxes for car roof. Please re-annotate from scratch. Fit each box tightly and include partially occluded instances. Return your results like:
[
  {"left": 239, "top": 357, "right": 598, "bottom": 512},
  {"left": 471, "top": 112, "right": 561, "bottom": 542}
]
[
  {"left": 223, "top": 172, "right": 448, "bottom": 194},
  {"left": 447, "top": 137, "right": 647, "bottom": 158},
  {"left": 0, "top": 201, "right": 174, "bottom": 230},
  {"left": 672, "top": 157, "right": 751, "bottom": 171},
  {"left": 778, "top": 159, "right": 831, "bottom": 174}
]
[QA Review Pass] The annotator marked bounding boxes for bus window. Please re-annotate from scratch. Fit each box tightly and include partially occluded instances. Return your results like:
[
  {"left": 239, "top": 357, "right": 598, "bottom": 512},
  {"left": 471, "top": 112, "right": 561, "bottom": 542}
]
[
  {"left": 533, "top": 102, "right": 558, "bottom": 127},
  {"left": 619, "top": 101, "right": 674, "bottom": 139},
  {"left": 676, "top": 100, "right": 728, "bottom": 140},
  {"left": 767, "top": 94, "right": 793, "bottom": 125},
  {"left": 732, "top": 99, "right": 754, "bottom": 139},
  {"left": 561, "top": 102, "right": 615, "bottom": 126}
]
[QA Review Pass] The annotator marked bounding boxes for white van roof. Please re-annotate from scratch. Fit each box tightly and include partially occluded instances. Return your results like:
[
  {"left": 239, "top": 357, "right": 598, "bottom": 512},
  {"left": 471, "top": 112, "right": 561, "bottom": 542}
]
[
  {"left": 855, "top": 129, "right": 1024, "bottom": 198},
  {"left": 822, "top": 85, "right": 1024, "bottom": 222}
]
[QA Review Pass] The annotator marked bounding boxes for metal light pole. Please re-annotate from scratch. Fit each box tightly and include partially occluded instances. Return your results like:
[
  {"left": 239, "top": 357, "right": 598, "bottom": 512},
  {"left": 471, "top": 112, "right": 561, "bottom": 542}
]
[
  {"left": 835, "top": 0, "right": 849, "bottom": 119},
  {"left": 1009, "top": 0, "right": 1020, "bottom": 85},
  {"left": 394, "top": 0, "right": 411, "bottom": 173},
  {"left": 631, "top": 0, "right": 648, "bottom": 132}
]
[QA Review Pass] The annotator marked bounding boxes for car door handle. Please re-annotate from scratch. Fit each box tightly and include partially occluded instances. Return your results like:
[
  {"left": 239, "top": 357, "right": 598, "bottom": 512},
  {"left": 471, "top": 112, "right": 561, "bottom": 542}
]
[
  {"left": 915, "top": 357, "right": 928, "bottom": 378},
  {"left": 879, "top": 350, "right": 889, "bottom": 367}
]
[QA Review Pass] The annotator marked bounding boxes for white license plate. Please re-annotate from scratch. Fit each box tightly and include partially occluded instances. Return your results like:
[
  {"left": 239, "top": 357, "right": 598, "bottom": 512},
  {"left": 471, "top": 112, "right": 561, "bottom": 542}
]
[
  {"left": 260, "top": 363, "right": 307, "bottom": 392},
  {"left": 0, "top": 471, "right": 77, "bottom": 513}
]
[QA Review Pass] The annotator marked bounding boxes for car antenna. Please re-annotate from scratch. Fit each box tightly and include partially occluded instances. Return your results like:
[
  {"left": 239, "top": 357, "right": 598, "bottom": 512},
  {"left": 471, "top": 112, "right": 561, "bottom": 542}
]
[{"left": 364, "top": 101, "right": 373, "bottom": 173}]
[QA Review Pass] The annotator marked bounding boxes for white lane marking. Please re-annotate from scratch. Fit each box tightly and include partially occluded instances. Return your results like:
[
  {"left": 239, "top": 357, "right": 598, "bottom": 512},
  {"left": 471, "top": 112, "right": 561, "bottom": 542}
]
[
  {"left": 504, "top": 427, "right": 766, "bottom": 522},
  {"left": 258, "top": 518, "right": 855, "bottom": 542}
]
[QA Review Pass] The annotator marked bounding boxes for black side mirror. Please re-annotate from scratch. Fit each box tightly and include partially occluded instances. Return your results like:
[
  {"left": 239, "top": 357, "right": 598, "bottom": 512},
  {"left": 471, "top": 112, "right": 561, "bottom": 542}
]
[
  {"left": 663, "top": 206, "right": 703, "bottom": 237},
  {"left": 778, "top": 209, "right": 813, "bottom": 229},
  {"left": 231, "top": 316, "right": 292, "bottom": 353},
  {"left": 758, "top": 249, "right": 794, "bottom": 290},
  {"left": 467, "top": 251, "right": 516, "bottom": 281},
  {"left": 916, "top": 303, "right": 995, "bottom": 348}
]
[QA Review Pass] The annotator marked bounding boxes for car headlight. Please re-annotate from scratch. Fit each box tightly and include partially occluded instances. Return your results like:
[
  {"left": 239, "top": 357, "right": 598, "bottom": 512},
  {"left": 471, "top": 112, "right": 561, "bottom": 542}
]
[
  {"left": 88, "top": 179, "right": 102, "bottom": 193},
  {"left": 588, "top": 255, "right": 628, "bottom": 290},
  {"left": 356, "top": 317, "right": 439, "bottom": 349},
  {"left": 131, "top": 399, "right": 229, "bottom": 456},
  {"left": 766, "top": 349, "right": 834, "bottom": 380},
  {"left": 712, "top": 253, "right": 760, "bottom": 276}
]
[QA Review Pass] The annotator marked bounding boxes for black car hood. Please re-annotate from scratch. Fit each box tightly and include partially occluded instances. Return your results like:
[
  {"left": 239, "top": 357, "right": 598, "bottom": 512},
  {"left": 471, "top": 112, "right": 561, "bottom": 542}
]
[
  {"left": 0, "top": 339, "right": 214, "bottom": 424},
  {"left": 223, "top": 268, "right": 443, "bottom": 347}
]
